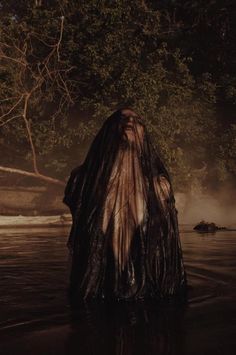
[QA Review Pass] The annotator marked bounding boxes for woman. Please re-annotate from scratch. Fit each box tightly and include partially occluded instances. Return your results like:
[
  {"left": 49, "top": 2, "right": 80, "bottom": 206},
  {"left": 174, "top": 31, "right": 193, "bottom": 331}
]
[{"left": 63, "top": 108, "right": 187, "bottom": 301}]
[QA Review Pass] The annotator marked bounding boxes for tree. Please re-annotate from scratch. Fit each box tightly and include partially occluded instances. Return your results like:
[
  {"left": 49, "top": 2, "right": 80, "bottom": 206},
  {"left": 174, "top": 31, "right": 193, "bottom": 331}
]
[
  {"left": 0, "top": 0, "right": 234, "bottom": 191},
  {"left": 0, "top": 5, "right": 76, "bottom": 185}
]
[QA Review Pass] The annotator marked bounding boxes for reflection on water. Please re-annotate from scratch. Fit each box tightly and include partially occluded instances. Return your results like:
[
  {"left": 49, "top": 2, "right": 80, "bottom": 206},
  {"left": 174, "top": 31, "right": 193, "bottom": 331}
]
[
  {"left": 0, "top": 225, "right": 236, "bottom": 354},
  {"left": 66, "top": 301, "right": 186, "bottom": 355},
  {"left": 0, "top": 227, "right": 70, "bottom": 329}
]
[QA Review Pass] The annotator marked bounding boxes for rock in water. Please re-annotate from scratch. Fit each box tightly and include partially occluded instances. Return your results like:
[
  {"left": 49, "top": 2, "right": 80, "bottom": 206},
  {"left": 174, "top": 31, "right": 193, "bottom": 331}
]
[{"left": 194, "top": 220, "right": 226, "bottom": 232}]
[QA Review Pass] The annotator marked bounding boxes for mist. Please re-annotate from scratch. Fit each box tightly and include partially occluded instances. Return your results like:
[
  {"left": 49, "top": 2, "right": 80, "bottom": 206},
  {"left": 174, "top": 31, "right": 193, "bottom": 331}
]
[{"left": 176, "top": 184, "right": 236, "bottom": 226}]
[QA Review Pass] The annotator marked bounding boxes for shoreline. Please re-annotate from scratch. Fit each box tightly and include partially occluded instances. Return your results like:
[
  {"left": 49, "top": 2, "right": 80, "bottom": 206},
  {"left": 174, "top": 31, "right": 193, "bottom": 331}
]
[
  {"left": 0, "top": 216, "right": 235, "bottom": 233},
  {"left": 0, "top": 214, "right": 72, "bottom": 228}
]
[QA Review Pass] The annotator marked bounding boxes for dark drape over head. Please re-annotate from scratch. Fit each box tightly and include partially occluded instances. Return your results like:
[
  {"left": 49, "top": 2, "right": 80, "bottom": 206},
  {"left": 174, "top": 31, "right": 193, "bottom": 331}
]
[{"left": 63, "top": 108, "right": 187, "bottom": 301}]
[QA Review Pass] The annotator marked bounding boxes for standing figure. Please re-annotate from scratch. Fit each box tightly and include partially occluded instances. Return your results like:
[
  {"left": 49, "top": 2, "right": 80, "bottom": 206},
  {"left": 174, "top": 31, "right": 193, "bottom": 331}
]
[{"left": 63, "top": 108, "right": 187, "bottom": 301}]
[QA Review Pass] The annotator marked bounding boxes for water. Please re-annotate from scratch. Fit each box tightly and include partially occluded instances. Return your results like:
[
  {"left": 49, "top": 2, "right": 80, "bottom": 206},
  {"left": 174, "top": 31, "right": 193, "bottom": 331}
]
[{"left": 0, "top": 225, "right": 235, "bottom": 354}]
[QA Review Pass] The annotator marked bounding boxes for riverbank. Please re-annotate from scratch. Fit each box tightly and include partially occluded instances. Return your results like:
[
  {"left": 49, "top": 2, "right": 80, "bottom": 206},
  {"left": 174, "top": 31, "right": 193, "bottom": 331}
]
[
  {"left": 0, "top": 214, "right": 72, "bottom": 228},
  {"left": 0, "top": 185, "right": 67, "bottom": 216},
  {"left": 1, "top": 185, "right": 235, "bottom": 226}
]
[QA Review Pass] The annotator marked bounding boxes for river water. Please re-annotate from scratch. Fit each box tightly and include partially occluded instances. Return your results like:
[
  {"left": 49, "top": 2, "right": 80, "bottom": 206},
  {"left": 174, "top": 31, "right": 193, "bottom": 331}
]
[{"left": 0, "top": 225, "right": 235, "bottom": 354}]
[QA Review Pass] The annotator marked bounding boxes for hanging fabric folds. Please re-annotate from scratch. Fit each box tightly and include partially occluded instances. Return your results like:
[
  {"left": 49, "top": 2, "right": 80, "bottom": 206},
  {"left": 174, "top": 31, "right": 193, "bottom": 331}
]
[{"left": 63, "top": 109, "right": 187, "bottom": 301}]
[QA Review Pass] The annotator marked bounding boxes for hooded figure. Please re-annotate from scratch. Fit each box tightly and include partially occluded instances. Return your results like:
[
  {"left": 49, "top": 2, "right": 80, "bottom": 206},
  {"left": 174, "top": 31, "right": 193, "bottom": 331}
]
[{"left": 63, "top": 108, "right": 187, "bottom": 301}]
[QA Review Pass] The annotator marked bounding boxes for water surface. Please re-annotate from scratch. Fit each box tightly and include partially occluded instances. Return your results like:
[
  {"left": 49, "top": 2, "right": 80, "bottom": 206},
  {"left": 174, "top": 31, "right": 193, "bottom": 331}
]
[{"left": 0, "top": 225, "right": 235, "bottom": 354}]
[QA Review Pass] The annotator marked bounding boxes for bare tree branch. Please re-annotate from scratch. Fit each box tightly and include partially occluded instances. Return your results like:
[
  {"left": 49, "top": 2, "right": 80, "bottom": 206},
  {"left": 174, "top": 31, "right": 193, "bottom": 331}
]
[
  {"left": 0, "top": 96, "right": 21, "bottom": 103},
  {"left": 0, "top": 16, "right": 74, "bottom": 186},
  {"left": 22, "top": 93, "right": 39, "bottom": 174},
  {"left": 56, "top": 16, "right": 64, "bottom": 62},
  {"left": 0, "top": 166, "right": 65, "bottom": 186},
  {"left": 0, "top": 53, "right": 27, "bottom": 67},
  {"left": 0, "top": 96, "right": 24, "bottom": 122},
  {"left": 0, "top": 114, "right": 22, "bottom": 127}
]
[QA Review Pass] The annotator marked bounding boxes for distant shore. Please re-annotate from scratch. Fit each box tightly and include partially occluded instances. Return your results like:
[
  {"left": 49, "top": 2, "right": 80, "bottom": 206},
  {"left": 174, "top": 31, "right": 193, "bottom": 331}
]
[
  {"left": 0, "top": 185, "right": 67, "bottom": 216},
  {"left": 0, "top": 214, "right": 72, "bottom": 228}
]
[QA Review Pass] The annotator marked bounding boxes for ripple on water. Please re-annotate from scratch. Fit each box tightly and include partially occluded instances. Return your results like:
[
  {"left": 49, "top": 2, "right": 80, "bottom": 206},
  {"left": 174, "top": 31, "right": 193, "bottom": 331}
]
[{"left": 0, "top": 227, "right": 236, "bottom": 342}]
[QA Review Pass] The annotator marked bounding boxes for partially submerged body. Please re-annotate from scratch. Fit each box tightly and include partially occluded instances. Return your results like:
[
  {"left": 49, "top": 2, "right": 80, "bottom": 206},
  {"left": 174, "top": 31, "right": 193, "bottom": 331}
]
[{"left": 63, "top": 108, "right": 187, "bottom": 301}]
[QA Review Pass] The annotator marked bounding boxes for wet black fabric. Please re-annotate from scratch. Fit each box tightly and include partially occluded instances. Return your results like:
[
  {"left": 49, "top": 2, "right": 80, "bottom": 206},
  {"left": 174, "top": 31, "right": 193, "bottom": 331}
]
[{"left": 63, "top": 110, "right": 187, "bottom": 301}]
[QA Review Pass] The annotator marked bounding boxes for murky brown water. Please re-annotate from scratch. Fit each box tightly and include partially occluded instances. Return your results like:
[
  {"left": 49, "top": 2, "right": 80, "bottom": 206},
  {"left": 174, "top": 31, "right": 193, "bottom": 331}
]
[{"left": 0, "top": 225, "right": 235, "bottom": 354}]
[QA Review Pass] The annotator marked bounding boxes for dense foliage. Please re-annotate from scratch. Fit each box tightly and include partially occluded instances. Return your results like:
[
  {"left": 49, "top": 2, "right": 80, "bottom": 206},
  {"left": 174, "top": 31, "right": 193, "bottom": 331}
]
[{"left": 0, "top": 0, "right": 235, "bottom": 191}]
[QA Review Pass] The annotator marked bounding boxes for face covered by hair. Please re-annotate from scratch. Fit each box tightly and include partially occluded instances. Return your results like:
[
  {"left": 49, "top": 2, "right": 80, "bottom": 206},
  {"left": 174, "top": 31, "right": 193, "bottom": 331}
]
[
  {"left": 101, "top": 109, "right": 148, "bottom": 271},
  {"left": 63, "top": 108, "right": 187, "bottom": 300},
  {"left": 118, "top": 109, "right": 145, "bottom": 150}
]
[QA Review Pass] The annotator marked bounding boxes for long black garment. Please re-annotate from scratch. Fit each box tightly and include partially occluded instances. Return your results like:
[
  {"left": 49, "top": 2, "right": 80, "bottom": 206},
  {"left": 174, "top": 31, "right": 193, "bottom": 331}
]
[{"left": 63, "top": 109, "right": 187, "bottom": 301}]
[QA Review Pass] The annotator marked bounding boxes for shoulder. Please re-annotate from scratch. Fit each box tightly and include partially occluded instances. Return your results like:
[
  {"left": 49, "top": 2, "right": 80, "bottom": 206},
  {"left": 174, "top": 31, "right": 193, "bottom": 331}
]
[
  {"left": 63, "top": 165, "right": 83, "bottom": 211},
  {"left": 66, "top": 165, "right": 83, "bottom": 183},
  {"left": 70, "top": 165, "right": 83, "bottom": 177},
  {"left": 64, "top": 165, "right": 83, "bottom": 192}
]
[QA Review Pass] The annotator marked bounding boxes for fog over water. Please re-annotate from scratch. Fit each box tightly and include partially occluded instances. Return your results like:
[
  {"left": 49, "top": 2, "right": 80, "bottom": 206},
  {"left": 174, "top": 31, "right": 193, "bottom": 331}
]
[{"left": 176, "top": 186, "right": 236, "bottom": 226}]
